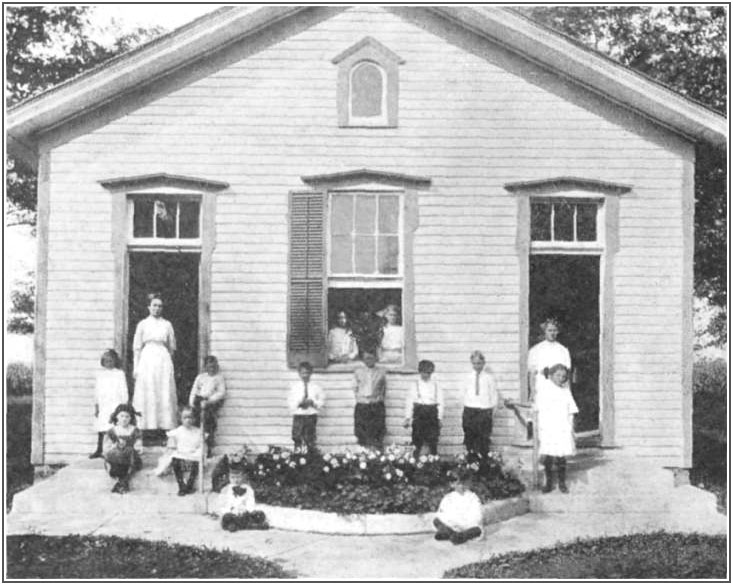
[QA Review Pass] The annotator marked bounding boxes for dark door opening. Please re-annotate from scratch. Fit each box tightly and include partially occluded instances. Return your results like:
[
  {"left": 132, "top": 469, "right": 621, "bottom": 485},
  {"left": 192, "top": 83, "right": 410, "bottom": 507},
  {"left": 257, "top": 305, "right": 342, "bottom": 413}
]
[
  {"left": 128, "top": 252, "right": 200, "bottom": 406},
  {"left": 529, "top": 255, "right": 600, "bottom": 433}
]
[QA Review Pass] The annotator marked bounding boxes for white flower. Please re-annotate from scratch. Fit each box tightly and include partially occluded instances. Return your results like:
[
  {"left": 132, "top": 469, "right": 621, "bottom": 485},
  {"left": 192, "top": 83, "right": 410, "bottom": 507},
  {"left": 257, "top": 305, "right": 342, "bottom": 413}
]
[
  {"left": 395, "top": 468, "right": 404, "bottom": 477},
  {"left": 276, "top": 463, "right": 281, "bottom": 469},
  {"left": 288, "top": 461, "right": 296, "bottom": 468},
  {"left": 258, "top": 464, "right": 264, "bottom": 469},
  {"left": 359, "top": 461, "right": 367, "bottom": 470},
  {"left": 282, "top": 451, "right": 291, "bottom": 459},
  {"left": 387, "top": 454, "right": 395, "bottom": 462},
  {"left": 299, "top": 457, "right": 307, "bottom": 465},
  {"left": 419, "top": 455, "right": 428, "bottom": 463},
  {"left": 408, "top": 457, "right": 416, "bottom": 465},
  {"left": 273, "top": 453, "right": 280, "bottom": 461},
  {"left": 417, "top": 462, "right": 424, "bottom": 469},
  {"left": 380, "top": 456, "right": 386, "bottom": 462},
  {"left": 384, "top": 472, "right": 392, "bottom": 480},
  {"left": 323, "top": 466, "right": 330, "bottom": 473}
]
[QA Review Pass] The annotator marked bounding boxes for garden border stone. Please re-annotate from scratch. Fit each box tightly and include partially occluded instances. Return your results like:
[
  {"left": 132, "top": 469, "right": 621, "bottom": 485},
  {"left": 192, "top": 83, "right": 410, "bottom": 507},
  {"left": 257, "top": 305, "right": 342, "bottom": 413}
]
[{"left": 228, "top": 496, "right": 530, "bottom": 535}]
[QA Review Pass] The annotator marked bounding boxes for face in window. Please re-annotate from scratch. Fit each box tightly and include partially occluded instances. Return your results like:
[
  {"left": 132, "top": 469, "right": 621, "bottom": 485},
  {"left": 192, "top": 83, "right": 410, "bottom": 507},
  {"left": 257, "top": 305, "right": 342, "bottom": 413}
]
[
  {"left": 337, "top": 311, "right": 348, "bottom": 328},
  {"left": 363, "top": 352, "right": 377, "bottom": 368},
  {"left": 385, "top": 308, "right": 398, "bottom": 326}
]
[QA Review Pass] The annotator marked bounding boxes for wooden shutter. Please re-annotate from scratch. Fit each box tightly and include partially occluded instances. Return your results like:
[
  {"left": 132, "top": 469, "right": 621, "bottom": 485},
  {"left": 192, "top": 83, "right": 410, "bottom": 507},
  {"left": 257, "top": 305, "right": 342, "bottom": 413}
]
[{"left": 288, "top": 191, "right": 327, "bottom": 368}]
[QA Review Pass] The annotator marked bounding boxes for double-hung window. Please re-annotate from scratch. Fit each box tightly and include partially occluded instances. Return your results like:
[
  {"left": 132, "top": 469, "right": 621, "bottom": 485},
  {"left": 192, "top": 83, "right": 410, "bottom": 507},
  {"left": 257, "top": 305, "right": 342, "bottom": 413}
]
[{"left": 288, "top": 169, "right": 428, "bottom": 370}]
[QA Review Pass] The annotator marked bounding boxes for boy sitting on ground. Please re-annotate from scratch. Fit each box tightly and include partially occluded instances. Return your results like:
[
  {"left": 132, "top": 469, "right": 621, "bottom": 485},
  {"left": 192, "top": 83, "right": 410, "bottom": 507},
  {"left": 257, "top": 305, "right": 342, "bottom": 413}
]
[
  {"left": 219, "top": 463, "right": 269, "bottom": 532},
  {"left": 433, "top": 468, "right": 483, "bottom": 545}
]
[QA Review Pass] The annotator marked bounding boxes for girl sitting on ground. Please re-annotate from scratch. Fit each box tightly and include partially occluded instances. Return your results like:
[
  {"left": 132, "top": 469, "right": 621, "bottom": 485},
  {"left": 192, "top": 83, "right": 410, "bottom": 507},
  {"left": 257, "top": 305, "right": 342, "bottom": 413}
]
[
  {"left": 103, "top": 403, "right": 143, "bottom": 494},
  {"left": 433, "top": 469, "right": 483, "bottom": 545},
  {"left": 90, "top": 349, "right": 129, "bottom": 459},
  {"left": 219, "top": 464, "right": 269, "bottom": 532},
  {"left": 165, "top": 406, "right": 204, "bottom": 496},
  {"left": 534, "top": 363, "right": 578, "bottom": 493}
]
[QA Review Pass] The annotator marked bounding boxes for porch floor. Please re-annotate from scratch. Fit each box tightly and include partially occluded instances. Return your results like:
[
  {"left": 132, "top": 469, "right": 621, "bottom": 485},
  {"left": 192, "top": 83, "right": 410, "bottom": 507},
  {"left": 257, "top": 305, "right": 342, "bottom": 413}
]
[{"left": 7, "top": 448, "right": 726, "bottom": 580}]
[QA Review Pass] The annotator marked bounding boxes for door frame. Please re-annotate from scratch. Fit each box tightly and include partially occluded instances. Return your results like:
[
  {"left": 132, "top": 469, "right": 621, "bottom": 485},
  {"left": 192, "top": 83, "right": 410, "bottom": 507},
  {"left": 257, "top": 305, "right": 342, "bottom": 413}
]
[
  {"left": 109, "top": 183, "right": 218, "bottom": 374},
  {"left": 513, "top": 183, "right": 624, "bottom": 448}
]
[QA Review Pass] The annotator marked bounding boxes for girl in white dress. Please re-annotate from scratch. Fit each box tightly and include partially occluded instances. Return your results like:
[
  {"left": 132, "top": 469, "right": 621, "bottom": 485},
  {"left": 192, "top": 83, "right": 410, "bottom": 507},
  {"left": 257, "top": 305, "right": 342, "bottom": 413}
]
[
  {"left": 132, "top": 293, "right": 178, "bottom": 431},
  {"left": 527, "top": 317, "right": 572, "bottom": 400},
  {"left": 378, "top": 304, "right": 404, "bottom": 364},
  {"left": 90, "top": 349, "right": 129, "bottom": 458},
  {"left": 534, "top": 363, "right": 578, "bottom": 493}
]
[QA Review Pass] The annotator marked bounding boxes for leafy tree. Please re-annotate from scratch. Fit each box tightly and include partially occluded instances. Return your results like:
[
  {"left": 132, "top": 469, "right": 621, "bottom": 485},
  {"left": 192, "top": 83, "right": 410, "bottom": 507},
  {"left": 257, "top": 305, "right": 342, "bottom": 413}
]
[
  {"left": 8, "top": 275, "right": 35, "bottom": 334},
  {"left": 6, "top": 6, "right": 163, "bottom": 225},
  {"left": 520, "top": 6, "right": 727, "bottom": 338},
  {"left": 5, "top": 7, "right": 162, "bottom": 333}
]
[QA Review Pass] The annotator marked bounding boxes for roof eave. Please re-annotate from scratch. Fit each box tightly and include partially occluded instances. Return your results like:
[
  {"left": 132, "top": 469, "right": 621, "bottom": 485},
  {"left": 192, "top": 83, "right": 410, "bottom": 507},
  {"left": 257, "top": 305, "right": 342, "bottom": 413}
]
[{"left": 431, "top": 6, "right": 727, "bottom": 147}]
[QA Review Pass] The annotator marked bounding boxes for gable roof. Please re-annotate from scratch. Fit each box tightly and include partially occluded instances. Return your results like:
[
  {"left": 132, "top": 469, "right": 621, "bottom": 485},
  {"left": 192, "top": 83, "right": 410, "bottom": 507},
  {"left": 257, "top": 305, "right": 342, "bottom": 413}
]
[{"left": 7, "top": 5, "right": 726, "bottom": 166}]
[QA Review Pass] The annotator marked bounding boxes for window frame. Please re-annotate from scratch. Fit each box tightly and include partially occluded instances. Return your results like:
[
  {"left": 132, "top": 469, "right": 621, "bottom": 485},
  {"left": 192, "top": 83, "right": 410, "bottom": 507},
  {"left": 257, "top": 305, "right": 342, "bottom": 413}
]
[
  {"left": 126, "top": 191, "right": 203, "bottom": 250},
  {"left": 332, "top": 36, "right": 405, "bottom": 129},
  {"left": 530, "top": 192, "right": 605, "bottom": 254},
  {"left": 348, "top": 61, "right": 388, "bottom": 127}
]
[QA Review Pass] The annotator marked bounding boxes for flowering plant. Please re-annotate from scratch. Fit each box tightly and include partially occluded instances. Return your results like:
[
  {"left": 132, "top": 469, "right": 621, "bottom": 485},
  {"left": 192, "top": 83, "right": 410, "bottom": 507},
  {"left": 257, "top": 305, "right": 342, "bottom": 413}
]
[{"left": 242, "top": 445, "right": 524, "bottom": 515}]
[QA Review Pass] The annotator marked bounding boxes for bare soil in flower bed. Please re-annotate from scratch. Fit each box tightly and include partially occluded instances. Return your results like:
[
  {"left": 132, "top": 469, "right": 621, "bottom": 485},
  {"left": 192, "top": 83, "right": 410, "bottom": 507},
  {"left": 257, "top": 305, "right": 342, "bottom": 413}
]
[
  {"left": 444, "top": 532, "right": 727, "bottom": 579},
  {"left": 6, "top": 535, "right": 293, "bottom": 579},
  {"left": 241, "top": 447, "right": 524, "bottom": 515}
]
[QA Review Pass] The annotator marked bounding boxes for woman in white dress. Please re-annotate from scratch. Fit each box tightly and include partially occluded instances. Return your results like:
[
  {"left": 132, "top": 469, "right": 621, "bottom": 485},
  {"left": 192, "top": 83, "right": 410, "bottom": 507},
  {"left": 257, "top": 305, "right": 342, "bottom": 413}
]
[
  {"left": 527, "top": 317, "right": 571, "bottom": 400},
  {"left": 378, "top": 304, "right": 404, "bottom": 364},
  {"left": 132, "top": 293, "right": 178, "bottom": 431}
]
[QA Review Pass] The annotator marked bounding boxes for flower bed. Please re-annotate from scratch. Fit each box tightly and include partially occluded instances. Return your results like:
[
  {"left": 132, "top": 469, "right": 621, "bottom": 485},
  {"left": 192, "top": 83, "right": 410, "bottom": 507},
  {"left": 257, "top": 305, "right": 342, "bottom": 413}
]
[{"left": 244, "top": 445, "right": 524, "bottom": 515}]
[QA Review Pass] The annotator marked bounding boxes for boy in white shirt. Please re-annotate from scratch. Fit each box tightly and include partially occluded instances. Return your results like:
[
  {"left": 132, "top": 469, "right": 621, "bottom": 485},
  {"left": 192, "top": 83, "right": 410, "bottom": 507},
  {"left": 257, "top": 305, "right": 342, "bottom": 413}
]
[
  {"left": 433, "top": 469, "right": 483, "bottom": 545},
  {"left": 403, "top": 359, "right": 444, "bottom": 457},
  {"left": 219, "top": 465, "right": 269, "bottom": 532},
  {"left": 287, "top": 362, "right": 325, "bottom": 453},
  {"left": 461, "top": 350, "right": 503, "bottom": 458}
]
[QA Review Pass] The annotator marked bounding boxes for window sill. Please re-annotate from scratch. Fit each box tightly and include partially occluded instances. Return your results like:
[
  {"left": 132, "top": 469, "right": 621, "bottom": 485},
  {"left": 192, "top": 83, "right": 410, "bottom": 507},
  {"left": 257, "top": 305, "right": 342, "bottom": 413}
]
[{"left": 313, "top": 361, "right": 417, "bottom": 375}]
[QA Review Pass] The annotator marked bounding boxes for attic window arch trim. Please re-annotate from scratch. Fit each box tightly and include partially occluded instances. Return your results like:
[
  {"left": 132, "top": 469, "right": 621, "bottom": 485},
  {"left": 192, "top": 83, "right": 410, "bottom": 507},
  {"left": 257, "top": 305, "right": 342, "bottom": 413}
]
[{"left": 332, "top": 36, "right": 404, "bottom": 128}]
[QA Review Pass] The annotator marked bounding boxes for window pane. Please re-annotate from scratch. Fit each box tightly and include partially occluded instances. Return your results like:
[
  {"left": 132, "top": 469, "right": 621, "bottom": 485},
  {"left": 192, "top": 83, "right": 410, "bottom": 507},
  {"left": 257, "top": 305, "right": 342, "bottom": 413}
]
[
  {"left": 179, "top": 201, "right": 200, "bottom": 238},
  {"left": 155, "top": 200, "right": 177, "bottom": 239},
  {"left": 378, "top": 195, "right": 399, "bottom": 234},
  {"left": 355, "top": 194, "right": 376, "bottom": 234},
  {"left": 331, "top": 194, "right": 353, "bottom": 235},
  {"left": 133, "top": 200, "right": 154, "bottom": 238},
  {"left": 354, "top": 235, "right": 376, "bottom": 273},
  {"left": 378, "top": 235, "right": 399, "bottom": 274},
  {"left": 530, "top": 202, "right": 551, "bottom": 241},
  {"left": 330, "top": 235, "right": 352, "bottom": 273},
  {"left": 553, "top": 201, "right": 574, "bottom": 241},
  {"left": 351, "top": 62, "right": 383, "bottom": 117},
  {"left": 576, "top": 203, "right": 598, "bottom": 241}
]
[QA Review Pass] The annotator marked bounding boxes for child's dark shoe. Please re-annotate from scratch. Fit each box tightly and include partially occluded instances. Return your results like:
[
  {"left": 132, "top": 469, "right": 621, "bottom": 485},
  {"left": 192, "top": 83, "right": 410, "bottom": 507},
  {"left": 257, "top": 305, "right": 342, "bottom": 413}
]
[
  {"left": 111, "top": 481, "right": 122, "bottom": 493},
  {"left": 542, "top": 482, "right": 554, "bottom": 493},
  {"left": 450, "top": 527, "right": 481, "bottom": 545},
  {"left": 434, "top": 531, "right": 451, "bottom": 541},
  {"left": 89, "top": 451, "right": 102, "bottom": 459},
  {"left": 559, "top": 482, "right": 569, "bottom": 494}
]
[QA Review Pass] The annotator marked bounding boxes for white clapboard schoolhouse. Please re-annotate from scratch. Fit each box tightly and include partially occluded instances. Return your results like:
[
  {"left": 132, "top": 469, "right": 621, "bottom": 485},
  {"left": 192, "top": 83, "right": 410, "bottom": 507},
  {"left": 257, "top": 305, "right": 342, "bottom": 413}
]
[{"left": 8, "top": 6, "right": 725, "bottom": 469}]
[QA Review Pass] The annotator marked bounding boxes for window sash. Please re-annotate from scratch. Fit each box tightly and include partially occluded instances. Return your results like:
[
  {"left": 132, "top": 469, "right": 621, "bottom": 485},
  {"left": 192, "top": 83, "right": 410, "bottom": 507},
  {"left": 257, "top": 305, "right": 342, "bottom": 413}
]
[
  {"left": 530, "top": 198, "right": 602, "bottom": 246},
  {"left": 328, "top": 192, "right": 403, "bottom": 278},
  {"left": 128, "top": 195, "right": 202, "bottom": 246},
  {"left": 348, "top": 61, "right": 388, "bottom": 126}
]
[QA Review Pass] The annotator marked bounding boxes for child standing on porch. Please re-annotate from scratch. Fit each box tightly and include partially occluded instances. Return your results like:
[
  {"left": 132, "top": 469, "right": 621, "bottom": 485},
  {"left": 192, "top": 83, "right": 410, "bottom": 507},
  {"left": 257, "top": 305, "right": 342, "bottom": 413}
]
[
  {"left": 403, "top": 359, "right": 444, "bottom": 457},
  {"left": 189, "top": 355, "right": 226, "bottom": 457},
  {"left": 90, "top": 349, "right": 129, "bottom": 459},
  {"left": 288, "top": 362, "right": 325, "bottom": 453},
  {"left": 534, "top": 363, "right": 578, "bottom": 493}
]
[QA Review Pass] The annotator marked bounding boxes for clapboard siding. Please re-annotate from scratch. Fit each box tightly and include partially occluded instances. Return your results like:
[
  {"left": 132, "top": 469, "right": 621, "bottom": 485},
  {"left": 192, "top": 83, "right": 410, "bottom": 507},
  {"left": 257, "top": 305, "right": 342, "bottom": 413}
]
[{"left": 40, "top": 6, "right": 691, "bottom": 465}]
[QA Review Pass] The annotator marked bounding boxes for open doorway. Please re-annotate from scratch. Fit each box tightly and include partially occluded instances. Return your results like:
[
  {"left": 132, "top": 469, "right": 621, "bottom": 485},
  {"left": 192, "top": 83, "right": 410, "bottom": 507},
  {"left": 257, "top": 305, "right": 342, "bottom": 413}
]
[
  {"left": 529, "top": 255, "right": 600, "bottom": 433},
  {"left": 128, "top": 252, "right": 200, "bottom": 406}
]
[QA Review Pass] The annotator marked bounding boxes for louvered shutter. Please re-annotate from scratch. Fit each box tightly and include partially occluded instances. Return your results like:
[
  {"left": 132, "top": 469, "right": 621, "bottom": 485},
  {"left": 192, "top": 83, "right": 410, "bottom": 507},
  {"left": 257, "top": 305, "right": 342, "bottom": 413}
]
[{"left": 288, "top": 191, "right": 327, "bottom": 368}]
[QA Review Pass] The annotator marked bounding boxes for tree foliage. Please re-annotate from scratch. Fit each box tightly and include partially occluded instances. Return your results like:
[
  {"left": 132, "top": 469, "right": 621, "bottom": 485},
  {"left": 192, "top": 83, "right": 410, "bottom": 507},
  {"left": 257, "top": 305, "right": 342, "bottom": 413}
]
[
  {"left": 6, "top": 6, "right": 162, "bottom": 224},
  {"left": 520, "top": 6, "right": 727, "bottom": 319}
]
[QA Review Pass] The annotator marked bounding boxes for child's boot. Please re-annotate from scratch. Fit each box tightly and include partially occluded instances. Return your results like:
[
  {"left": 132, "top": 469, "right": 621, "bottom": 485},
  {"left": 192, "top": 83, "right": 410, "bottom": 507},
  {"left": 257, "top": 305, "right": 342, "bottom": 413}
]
[
  {"left": 450, "top": 526, "right": 482, "bottom": 545},
  {"left": 173, "top": 464, "right": 188, "bottom": 496},
  {"left": 542, "top": 456, "right": 554, "bottom": 493},
  {"left": 557, "top": 457, "right": 568, "bottom": 493},
  {"left": 185, "top": 464, "right": 199, "bottom": 495}
]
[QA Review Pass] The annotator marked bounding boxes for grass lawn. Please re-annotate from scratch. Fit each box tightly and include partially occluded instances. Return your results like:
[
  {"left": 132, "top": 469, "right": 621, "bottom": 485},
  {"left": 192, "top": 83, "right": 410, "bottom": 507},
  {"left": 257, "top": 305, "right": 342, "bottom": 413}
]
[
  {"left": 444, "top": 532, "right": 727, "bottom": 579},
  {"left": 6, "top": 534, "right": 294, "bottom": 579}
]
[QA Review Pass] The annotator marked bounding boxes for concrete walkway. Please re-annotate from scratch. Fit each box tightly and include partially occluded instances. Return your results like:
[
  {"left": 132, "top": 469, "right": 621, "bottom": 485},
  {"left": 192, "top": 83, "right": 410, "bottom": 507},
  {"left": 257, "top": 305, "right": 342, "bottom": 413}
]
[
  {"left": 7, "top": 448, "right": 727, "bottom": 579},
  {"left": 8, "top": 501, "right": 726, "bottom": 579}
]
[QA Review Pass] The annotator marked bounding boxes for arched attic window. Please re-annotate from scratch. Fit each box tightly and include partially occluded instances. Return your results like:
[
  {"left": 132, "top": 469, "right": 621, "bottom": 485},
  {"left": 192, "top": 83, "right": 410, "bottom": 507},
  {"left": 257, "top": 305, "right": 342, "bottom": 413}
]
[{"left": 332, "top": 37, "right": 404, "bottom": 128}]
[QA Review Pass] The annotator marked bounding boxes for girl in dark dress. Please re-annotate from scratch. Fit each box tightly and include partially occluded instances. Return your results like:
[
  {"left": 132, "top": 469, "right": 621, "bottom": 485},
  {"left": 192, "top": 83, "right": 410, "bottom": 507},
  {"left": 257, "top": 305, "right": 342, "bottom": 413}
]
[{"left": 103, "top": 403, "right": 143, "bottom": 493}]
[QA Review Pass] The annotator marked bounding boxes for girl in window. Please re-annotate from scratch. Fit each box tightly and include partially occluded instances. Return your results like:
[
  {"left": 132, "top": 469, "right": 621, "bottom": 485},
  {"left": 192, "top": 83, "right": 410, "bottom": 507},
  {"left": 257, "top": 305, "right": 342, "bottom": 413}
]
[{"left": 378, "top": 304, "right": 403, "bottom": 363}]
